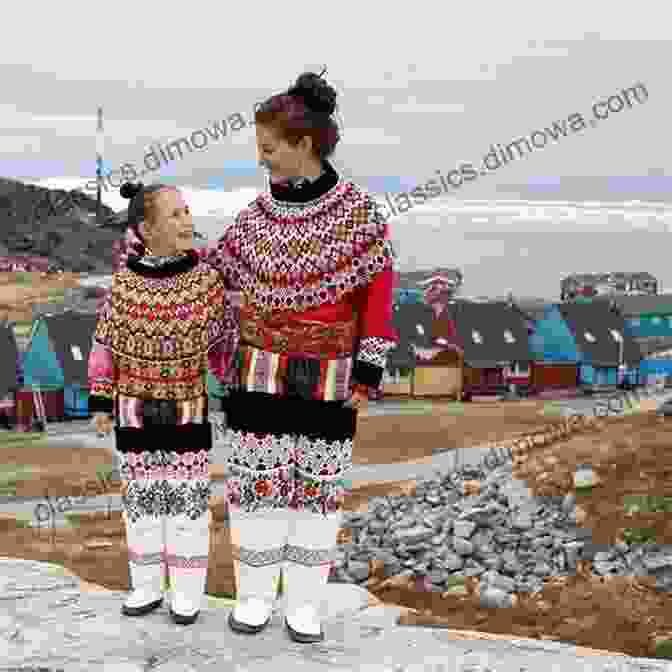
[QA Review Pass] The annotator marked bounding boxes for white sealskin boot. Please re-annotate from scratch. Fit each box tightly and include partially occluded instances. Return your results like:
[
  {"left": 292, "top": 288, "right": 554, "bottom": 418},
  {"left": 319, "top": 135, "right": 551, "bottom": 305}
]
[
  {"left": 283, "top": 508, "right": 344, "bottom": 643},
  {"left": 121, "top": 511, "right": 166, "bottom": 617},
  {"left": 228, "top": 508, "right": 290, "bottom": 634},
  {"left": 165, "top": 510, "right": 211, "bottom": 626}
]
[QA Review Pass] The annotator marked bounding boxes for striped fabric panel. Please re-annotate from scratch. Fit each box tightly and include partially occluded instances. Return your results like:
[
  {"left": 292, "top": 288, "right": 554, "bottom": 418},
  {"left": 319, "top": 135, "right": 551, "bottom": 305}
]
[
  {"left": 117, "top": 395, "right": 143, "bottom": 428},
  {"left": 315, "top": 359, "right": 330, "bottom": 401},
  {"left": 332, "top": 357, "right": 353, "bottom": 401},
  {"left": 177, "top": 397, "right": 206, "bottom": 424},
  {"left": 239, "top": 345, "right": 354, "bottom": 401},
  {"left": 253, "top": 349, "right": 270, "bottom": 392},
  {"left": 241, "top": 346, "right": 283, "bottom": 395}
]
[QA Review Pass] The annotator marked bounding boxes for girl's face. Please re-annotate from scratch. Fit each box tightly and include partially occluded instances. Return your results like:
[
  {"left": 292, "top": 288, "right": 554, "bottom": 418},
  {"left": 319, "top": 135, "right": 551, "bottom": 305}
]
[
  {"left": 141, "top": 188, "right": 193, "bottom": 254},
  {"left": 256, "top": 124, "right": 312, "bottom": 183}
]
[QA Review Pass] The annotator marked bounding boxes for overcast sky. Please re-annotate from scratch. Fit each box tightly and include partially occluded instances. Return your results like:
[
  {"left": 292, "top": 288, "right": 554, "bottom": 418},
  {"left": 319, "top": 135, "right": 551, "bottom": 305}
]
[{"left": 1, "top": 0, "right": 671, "bottom": 296}]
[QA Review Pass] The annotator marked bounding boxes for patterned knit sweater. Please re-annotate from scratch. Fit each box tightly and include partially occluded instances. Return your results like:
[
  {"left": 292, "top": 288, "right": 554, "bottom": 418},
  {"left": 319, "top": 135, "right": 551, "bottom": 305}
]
[
  {"left": 87, "top": 249, "right": 239, "bottom": 450},
  {"left": 200, "top": 162, "right": 398, "bottom": 390}
]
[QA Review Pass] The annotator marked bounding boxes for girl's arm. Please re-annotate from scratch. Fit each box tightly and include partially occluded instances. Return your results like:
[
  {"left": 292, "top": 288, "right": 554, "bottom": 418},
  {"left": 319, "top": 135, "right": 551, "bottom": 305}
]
[{"left": 88, "top": 285, "right": 117, "bottom": 418}]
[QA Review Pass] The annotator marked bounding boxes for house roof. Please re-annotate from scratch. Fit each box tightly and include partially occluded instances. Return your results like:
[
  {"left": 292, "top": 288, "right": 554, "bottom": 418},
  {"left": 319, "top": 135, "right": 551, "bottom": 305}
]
[
  {"left": 557, "top": 302, "right": 641, "bottom": 366},
  {"left": 0, "top": 323, "right": 20, "bottom": 398},
  {"left": 634, "top": 336, "right": 672, "bottom": 358},
  {"left": 607, "top": 294, "right": 672, "bottom": 317},
  {"left": 388, "top": 303, "right": 434, "bottom": 369},
  {"left": 443, "top": 300, "right": 532, "bottom": 367},
  {"left": 512, "top": 298, "right": 550, "bottom": 323},
  {"left": 32, "top": 311, "right": 98, "bottom": 386},
  {"left": 392, "top": 302, "right": 436, "bottom": 349},
  {"left": 388, "top": 303, "right": 462, "bottom": 368}
]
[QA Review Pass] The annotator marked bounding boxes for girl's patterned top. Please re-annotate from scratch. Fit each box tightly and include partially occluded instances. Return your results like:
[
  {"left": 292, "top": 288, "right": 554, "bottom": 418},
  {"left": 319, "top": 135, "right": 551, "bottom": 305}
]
[
  {"left": 119, "top": 163, "right": 399, "bottom": 389},
  {"left": 87, "top": 249, "right": 239, "bottom": 417}
]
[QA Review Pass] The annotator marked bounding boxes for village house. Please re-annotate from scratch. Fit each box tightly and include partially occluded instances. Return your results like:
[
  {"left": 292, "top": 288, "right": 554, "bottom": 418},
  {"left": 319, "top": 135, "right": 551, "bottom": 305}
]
[
  {"left": 608, "top": 294, "right": 672, "bottom": 385},
  {"left": 556, "top": 302, "right": 641, "bottom": 391},
  {"left": 383, "top": 302, "right": 463, "bottom": 398},
  {"left": 443, "top": 300, "right": 532, "bottom": 400}
]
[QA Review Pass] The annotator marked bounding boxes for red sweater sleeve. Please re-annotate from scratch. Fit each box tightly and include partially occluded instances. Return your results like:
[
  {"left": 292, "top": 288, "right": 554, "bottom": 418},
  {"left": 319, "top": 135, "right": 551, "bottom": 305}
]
[{"left": 351, "top": 266, "right": 398, "bottom": 389}]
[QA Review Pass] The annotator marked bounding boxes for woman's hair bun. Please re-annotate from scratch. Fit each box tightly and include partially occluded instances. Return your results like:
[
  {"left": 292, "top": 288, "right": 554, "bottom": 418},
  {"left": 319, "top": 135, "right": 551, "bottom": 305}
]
[
  {"left": 289, "top": 71, "right": 337, "bottom": 116},
  {"left": 120, "top": 182, "right": 144, "bottom": 200}
]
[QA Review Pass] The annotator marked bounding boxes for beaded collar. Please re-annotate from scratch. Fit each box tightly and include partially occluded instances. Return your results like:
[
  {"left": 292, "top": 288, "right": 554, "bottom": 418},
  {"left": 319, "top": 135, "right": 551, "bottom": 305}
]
[{"left": 126, "top": 250, "right": 199, "bottom": 278}]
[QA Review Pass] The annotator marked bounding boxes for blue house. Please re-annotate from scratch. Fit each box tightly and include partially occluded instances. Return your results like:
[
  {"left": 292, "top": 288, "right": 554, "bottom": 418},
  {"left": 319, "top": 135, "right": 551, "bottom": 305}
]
[
  {"left": 526, "top": 304, "right": 581, "bottom": 391},
  {"left": 608, "top": 295, "right": 672, "bottom": 385},
  {"left": 22, "top": 311, "right": 97, "bottom": 417},
  {"left": 609, "top": 295, "right": 672, "bottom": 338},
  {"left": 557, "top": 303, "right": 641, "bottom": 390}
]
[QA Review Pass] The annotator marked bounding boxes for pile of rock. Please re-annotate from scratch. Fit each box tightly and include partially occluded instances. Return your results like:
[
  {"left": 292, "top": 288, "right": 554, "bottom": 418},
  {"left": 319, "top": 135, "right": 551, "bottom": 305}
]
[
  {"left": 330, "top": 461, "right": 672, "bottom": 606},
  {"left": 329, "top": 414, "right": 672, "bottom": 608}
]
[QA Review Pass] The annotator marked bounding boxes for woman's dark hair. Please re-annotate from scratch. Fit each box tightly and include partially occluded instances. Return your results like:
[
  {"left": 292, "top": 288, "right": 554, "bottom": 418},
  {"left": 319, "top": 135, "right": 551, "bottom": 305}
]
[{"left": 254, "top": 70, "right": 340, "bottom": 160}]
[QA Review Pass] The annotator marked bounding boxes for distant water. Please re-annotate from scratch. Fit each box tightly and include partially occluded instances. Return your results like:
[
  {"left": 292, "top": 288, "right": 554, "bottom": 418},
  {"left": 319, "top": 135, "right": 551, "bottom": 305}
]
[{"left": 387, "top": 200, "right": 672, "bottom": 298}]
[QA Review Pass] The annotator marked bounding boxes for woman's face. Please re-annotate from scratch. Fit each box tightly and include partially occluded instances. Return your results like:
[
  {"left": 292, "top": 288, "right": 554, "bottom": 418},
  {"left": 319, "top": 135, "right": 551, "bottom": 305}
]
[
  {"left": 142, "top": 188, "right": 193, "bottom": 254},
  {"left": 256, "top": 124, "right": 310, "bottom": 183}
]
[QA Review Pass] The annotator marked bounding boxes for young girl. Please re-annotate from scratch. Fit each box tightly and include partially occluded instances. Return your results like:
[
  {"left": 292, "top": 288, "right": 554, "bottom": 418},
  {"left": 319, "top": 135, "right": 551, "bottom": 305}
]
[{"left": 88, "top": 182, "right": 239, "bottom": 625}]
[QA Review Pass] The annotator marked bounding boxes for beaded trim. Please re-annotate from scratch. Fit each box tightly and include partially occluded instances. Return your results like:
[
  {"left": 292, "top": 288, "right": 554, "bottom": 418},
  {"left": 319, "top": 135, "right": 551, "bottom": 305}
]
[
  {"left": 220, "top": 180, "right": 395, "bottom": 315},
  {"left": 137, "top": 251, "right": 189, "bottom": 267},
  {"left": 356, "top": 336, "right": 395, "bottom": 368}
]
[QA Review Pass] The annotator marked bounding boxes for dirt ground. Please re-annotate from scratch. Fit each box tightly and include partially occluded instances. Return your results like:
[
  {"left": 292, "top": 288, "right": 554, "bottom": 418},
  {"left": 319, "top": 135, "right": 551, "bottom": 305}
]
[
  {"left": 354, "top": 399, "right": 555, "bottom": 463},
  {"left": 0, "top": 271, "right": 81, "bottom": 323},
  {"left": 2, "top": 399, "right": 557, "bottom": 500},
  {"left": 363, "top": 411, "right": 672, "bottom": 659},
  {"left": 2, "top": 412, "right": 672, "bottom": 657}
]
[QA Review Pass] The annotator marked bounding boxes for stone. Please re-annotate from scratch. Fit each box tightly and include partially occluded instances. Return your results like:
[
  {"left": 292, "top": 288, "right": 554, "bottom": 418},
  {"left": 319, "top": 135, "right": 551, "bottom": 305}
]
[{"left": 453, "top": 520, "right": 477, "bottom": 538}]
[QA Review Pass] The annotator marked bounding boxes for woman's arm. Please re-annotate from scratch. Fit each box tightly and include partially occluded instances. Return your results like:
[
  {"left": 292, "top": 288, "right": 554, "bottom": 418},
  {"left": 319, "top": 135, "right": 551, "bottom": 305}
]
[
  {"left": 195, "top": 226, "right": 243, "bottom": 292},
  {"left": 351, "top": 266, "right": 398, "bottom": 391},
  {"left": 206, "top": 273, "right": 241, "bottom": 390}
]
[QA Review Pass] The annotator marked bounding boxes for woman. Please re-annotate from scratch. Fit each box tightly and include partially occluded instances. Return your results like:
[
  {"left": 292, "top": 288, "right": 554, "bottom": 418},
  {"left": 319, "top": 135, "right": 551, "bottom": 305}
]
[
  {"left": 88, "top": 182, "right": 239, "bottom": 626},
  {"left": 121, "top": 70, "right": 398, "bottom": 643}
]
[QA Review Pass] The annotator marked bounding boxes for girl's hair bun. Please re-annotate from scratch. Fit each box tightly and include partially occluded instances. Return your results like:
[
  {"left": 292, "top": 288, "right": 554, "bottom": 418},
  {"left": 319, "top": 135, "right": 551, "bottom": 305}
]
[
  {"left": 120, "top": 182, "right": 144, "bottom": 200},
  {"left": 289, "top": 71, "right": 337, "bottom": 116}
]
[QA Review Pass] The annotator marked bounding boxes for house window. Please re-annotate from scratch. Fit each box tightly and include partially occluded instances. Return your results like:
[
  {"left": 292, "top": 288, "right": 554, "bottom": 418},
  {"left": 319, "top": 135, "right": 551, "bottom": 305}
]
[
  {"left": 584, "top": 331, "right": 596, "bottom": 343},
  {"left": 472, "top": 330, "right": 483, "bottom": 344},
  {"left": 416, "top": 324, "right": 425, "bottom": 336},
  {"left": 70, "top": 345, "right": 83, "bottom": 361},
  {"left": 503, "top": 329, "right": 516, "bottom": 343},
  {"left": 629, "top": 318, "right": 640, "bottom": 327},
  {"left": 609, "top": 329, "right": 622, "bottom": 343}
]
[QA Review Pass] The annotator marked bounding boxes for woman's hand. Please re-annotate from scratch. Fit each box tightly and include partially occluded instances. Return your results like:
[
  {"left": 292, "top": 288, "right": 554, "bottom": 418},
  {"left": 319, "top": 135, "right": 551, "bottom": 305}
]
[{"left": 344, "top": 385, "right": 369, "bottom": 410}]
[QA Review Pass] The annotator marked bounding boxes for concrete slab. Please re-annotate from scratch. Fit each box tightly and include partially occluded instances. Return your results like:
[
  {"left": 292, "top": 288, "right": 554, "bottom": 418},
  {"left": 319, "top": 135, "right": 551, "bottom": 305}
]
[{"left": 2, "top": 557, "right": 670, "bottom": 672}]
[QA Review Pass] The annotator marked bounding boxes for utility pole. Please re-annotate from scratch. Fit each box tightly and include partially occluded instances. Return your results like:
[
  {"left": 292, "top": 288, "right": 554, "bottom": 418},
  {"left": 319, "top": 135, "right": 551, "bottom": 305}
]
[{"left": 96, "top": 106, "right": 103, "bottom": 226}]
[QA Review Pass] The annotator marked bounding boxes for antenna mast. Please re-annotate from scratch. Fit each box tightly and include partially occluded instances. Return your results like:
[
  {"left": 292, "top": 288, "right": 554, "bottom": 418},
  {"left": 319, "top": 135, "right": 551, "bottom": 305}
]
[{"left": 96, "top": 106, "right": 103, "bottom": 225}]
